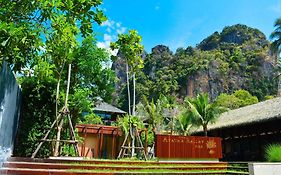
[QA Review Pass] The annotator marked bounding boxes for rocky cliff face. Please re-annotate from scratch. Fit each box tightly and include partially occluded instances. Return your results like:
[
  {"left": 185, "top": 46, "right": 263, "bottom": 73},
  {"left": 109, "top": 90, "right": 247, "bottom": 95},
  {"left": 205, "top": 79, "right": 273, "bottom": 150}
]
[
  {"left": 197, "top": 24, "right": 268, "bottom": 51},
  {"left": 189, "top": 24, "right": 277, "bottom": 100},
  {"left": 184, "top": 54, "right": 276, "bottom": 100},
  {"left": 113, "top": 24, "right": 278, "bottom": 105}
]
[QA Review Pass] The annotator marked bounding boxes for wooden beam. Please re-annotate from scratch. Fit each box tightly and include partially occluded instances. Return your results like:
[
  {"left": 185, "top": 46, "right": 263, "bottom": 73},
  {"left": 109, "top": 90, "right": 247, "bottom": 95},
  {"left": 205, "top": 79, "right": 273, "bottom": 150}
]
[{"left": 41, "top": 139, "right": 78, "bottom": 143}]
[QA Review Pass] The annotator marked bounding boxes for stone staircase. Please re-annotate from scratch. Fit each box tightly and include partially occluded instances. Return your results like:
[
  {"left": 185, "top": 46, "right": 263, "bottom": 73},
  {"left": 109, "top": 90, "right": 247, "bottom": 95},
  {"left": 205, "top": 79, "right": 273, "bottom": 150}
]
[{"left": 0, "top": 157, "right": 249, "bottom": 175}]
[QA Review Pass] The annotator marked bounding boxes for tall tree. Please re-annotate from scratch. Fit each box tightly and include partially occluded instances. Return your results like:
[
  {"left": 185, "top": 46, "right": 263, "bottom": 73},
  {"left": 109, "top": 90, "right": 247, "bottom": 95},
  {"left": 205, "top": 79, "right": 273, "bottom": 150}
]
[
  {"left": 110, "top": 30, "right": 144, "bottom": 157},
  {"left": 270, "top": 18, "right": 281, "bottom": 96},
  {"left": 110, "top": 30, "right": 144, "bottom": 115},
  {"left": 185, "top": 93, "right": 222, "bottom": 136},
  {"left": 71, "top": 35, "right": 115, "bottom": 119}
]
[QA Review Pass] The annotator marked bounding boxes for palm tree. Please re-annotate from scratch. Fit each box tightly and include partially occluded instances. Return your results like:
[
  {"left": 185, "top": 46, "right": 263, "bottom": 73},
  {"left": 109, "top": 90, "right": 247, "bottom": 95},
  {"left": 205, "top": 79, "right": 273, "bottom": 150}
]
[
  {"left": 136, "top": 97, "right": 164, "bottom": 133},
  {"left": 174, "top": 109, "right": 193, "bottom": 136},
  {"left": 270, "top": 18, "right": 281, "bottom": 96},
  {"left": 185, "top": 93, "right": 221, "bottom": 136}
]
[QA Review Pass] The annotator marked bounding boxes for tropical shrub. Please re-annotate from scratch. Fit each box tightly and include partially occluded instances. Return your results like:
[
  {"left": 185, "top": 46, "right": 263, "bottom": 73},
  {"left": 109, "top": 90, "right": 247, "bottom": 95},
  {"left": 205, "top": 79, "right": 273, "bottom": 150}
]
[
  {"left": 82, "top": 113, "right": 103, "bottom": 125},
  {"left": 233, "top": 89, "right": 259, "bottom": 106},
  {"left": 185, "top": 93, "right": 223, "bottom": 136},
  {"left": 116, "top": 114, "right": 144, "bottom": 134},
  {"left": 174, "top": 107, "right": 194, "bottom": 136},
  {"left": 215, "top": 89, "right": 258, "bottom": 110},
  {"left": 265, "top": 144, "right": 281, "bottom": 162}
]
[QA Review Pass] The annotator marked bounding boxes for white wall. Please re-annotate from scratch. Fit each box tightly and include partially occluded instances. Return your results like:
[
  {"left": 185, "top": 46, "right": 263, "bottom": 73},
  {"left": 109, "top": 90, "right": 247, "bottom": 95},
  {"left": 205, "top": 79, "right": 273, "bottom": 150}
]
[{"left": 249, "top": 163, "right": 281, "bottom": 175}]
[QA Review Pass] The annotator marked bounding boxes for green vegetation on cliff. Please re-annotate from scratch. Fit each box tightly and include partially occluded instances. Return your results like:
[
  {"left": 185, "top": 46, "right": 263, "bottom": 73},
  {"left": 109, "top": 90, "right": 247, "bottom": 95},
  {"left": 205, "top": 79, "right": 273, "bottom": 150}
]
[{"left": 114, "top": 24, "right": 277, "bottom": 110}]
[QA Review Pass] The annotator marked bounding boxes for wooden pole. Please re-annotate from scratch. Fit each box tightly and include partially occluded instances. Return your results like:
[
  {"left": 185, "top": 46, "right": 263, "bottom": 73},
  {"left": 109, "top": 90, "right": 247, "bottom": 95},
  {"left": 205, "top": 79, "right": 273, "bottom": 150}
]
[
  {"left": 54, "top": 64, "right": 72, "bottom": 156},
  {"left": 32, "top": 114, "right": 62, "bottom": 158},
  {"left": 126, "top": 63, "right": 131, "bottom": 115},
  {"left": 65, "top": 64, "right": 71, "bottom": 107},
  {"left": 32, "top": 64, "right": 79, "bottom": 158},
  {"left": 67, "top": 114, "right": 79, "bottom": 156},
  {"left": 54, "top": 117, "right": 64, "bottom": 156},
  {"left": 100, "top": 127, "right": 104, "bottom": 158}
]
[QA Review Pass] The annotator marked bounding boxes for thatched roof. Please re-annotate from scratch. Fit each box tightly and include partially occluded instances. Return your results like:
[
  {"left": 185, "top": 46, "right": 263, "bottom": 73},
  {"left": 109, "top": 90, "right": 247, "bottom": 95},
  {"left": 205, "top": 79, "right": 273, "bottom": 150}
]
[
  {"left": 94, "top": 102, "right": 126, "bottom": 114},
  {"left": 206, "top": 97, "right": 281, "bottom": 131}
]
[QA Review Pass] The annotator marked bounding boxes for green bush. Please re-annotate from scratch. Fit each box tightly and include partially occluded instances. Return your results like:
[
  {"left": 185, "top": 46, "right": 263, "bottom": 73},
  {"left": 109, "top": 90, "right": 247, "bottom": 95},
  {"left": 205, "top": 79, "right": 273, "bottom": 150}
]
[
  {"left": 214, "top": 89, "right": 259, "bottom": 110},
  {"left": 82, "top": 113, "right": 103, "bottom": 125},
  {"left": 265, "top": 144, "right": 281, "bottom": 162}
]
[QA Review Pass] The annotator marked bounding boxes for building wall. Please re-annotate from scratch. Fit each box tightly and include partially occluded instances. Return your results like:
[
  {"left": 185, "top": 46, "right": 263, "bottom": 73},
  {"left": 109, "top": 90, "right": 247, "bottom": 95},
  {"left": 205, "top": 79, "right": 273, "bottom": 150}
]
[{"left": 78, "top": 132, "right": 122, "bottom": 159}]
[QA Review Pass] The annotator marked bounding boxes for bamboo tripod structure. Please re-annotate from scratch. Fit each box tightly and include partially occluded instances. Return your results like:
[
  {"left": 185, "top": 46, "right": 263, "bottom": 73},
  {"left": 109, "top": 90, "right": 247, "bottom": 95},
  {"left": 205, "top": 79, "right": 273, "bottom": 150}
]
[
  {"left": 117, "top": 123, "right": 147, "bottom": 160},
  {"left": 31, "top": 64, "right": 79, "bottom": 158}
]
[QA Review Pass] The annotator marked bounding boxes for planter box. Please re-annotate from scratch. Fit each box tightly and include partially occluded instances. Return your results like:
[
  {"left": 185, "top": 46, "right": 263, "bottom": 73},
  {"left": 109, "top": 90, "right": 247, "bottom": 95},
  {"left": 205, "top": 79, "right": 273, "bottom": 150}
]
[{"left": 249, "top": 162, "right": 281, "bottom": 175}]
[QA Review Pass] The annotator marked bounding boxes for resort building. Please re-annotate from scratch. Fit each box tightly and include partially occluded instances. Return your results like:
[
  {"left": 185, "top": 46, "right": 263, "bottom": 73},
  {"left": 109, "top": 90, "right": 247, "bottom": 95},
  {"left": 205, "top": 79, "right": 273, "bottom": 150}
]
[
  {"left": 197, "top": 97, "right": 281, "bottom": 161},
  {"left": 76, "top": 102, "right": 126, "bottom": 159},
  {"left": 93, "top": 101, "right": 126, "bottom": 125}
]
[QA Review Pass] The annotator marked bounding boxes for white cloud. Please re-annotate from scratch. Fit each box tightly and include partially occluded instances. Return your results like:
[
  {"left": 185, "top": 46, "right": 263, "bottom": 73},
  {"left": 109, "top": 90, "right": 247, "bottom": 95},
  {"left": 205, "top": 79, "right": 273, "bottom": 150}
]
[
  {"left": 97, "top": 34, "right": 112, "bottom": 49},
  {"left": 104, "top": 34, "right": 112, "bottom": 41},
  {"left": 97, "top": 42, "right": 107, "bottom": 49},
  {"left": 117, "top": 27, "right": 127, "bottom": 34},
  {"left": 101, "top": 20, "right": 115, "bottom": 29},
  {"left": 106, "top": 28, "right": 111, "bottom": 33},
  {"left": 97, "top": 19, "right": 127, "bottom": 56},
  {"left": 166, "top": 32, "right": 192, "bottom": 51}
]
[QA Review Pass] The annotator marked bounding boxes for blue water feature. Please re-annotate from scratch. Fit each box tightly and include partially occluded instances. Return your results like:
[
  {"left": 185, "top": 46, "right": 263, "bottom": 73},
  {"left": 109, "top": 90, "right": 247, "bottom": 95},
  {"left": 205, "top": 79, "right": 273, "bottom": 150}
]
[
  {"left": 0, "top": 146, "right": 11, "bottom": 167},
  {"left": 0, "top": 62, "right": 21, "bottom": 167}
]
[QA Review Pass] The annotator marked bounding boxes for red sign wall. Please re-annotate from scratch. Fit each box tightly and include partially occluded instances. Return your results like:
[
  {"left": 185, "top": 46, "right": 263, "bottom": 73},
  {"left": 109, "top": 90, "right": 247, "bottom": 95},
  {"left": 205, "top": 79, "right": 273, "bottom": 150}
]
[{"left": 156, "top": 135, "right": 222, "bottom": 159}]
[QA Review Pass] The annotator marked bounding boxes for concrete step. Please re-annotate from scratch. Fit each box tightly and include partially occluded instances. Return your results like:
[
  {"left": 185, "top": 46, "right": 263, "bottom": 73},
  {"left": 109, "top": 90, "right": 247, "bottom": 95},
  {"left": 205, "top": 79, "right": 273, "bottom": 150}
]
[
  {"left": 6, "top": 157, "right": 228, "bottom": 166},
  {"left": 0, "top": 167, "right": 229, "bottom": 175},
  {"left": 0, "top": 157, "right": 240, "bottom": 175},
  {"left": 3, "top": 161, "right": 228, "bottom": 171},
  {"left": 0, "top": 167, "right": 110, "bottom": 175}
]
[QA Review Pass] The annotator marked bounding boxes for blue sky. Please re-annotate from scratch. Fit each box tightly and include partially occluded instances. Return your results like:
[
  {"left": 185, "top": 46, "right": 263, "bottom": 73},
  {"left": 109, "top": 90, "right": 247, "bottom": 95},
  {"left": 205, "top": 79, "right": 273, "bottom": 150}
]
[{"left": 94, "top": 0, "right": 281, "bottom": 53}]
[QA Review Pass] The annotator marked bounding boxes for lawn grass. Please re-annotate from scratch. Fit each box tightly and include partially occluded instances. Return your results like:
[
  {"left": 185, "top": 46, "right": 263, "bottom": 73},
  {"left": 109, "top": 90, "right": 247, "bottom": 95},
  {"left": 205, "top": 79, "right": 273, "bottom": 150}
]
[
  {"left": 67, "top": 168, "right": 248, "bottom": 174},
  {"left": 66, "top": 162, "right": 227, "bottom": 168},
  {"left": 68, "top": 168, "right": 223, "bottom": 173}
]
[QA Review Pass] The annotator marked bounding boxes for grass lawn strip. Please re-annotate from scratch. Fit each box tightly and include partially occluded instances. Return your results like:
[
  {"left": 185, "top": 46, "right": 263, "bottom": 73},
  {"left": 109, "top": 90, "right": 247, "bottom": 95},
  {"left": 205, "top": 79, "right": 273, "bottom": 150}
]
[
  {"left": 68, "top": 168, "right": 227, "bottom": 173},
  {"left": 67, "top": 169, "right": 249, "bottom": 174},
  {"left": 66, "top": 162, "right": 227, "bottom": 168}
]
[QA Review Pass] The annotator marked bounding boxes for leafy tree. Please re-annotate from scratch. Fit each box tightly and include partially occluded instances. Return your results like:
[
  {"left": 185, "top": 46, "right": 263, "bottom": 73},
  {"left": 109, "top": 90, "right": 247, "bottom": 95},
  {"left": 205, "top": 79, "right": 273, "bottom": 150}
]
[
  {"left": 70, "top": 35, "right": 115, "bottom": 119},
  {"left": 0, "top": 0, "right": 106, "bottom": 72},
  {"left": 14, "top": 75, "right": 57, "bottom": 157},
  {"left": 184, "top": 93, "right": 222, "bottom": 136},
  {"left": 214, "top": 93, "right": 240, "bottom": 110},
  {"left": 6, "top": 0, "right": 112, "bottom": 157},
  {"left": 233, "top": 89, "right": 258, "bottom": 106},
  {"left": 110, "top": 30, "right": 144, "bottom": 115}
]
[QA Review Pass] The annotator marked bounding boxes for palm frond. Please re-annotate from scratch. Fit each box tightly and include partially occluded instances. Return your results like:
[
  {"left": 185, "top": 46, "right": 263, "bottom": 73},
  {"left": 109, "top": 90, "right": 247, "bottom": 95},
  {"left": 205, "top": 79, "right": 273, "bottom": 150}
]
[{"left": 270, "top": 17, "right": 281, "bottom": 54}]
